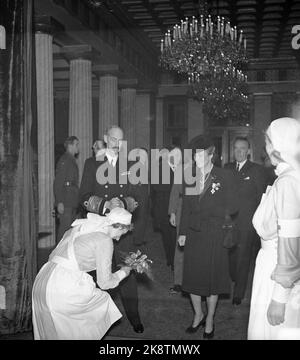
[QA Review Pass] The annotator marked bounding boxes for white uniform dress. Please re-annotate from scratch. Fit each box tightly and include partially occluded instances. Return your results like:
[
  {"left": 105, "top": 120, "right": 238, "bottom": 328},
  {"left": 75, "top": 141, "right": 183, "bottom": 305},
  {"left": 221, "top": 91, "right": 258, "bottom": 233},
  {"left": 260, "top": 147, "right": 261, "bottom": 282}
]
[
  {"left": 32, "top": 226, "right": 126, "bottom": 340},
  {"left": 248, "top": 163, "right": 300, "bottom": 340}
]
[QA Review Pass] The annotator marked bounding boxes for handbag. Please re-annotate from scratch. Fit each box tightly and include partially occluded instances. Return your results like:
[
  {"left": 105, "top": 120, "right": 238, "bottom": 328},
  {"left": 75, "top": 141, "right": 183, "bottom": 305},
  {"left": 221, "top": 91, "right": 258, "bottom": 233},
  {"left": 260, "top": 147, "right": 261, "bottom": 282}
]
[{"left": 222, "top": 222, "right": 238, "bottom": 249}]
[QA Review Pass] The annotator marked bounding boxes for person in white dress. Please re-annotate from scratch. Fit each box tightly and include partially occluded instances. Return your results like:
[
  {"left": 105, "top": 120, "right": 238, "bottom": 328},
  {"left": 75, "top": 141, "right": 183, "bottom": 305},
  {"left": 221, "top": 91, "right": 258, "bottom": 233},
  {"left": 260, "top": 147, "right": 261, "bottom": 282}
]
[
  {"left": 32, "top": 207, "right": 133, "bottom": 340},
  {"left": 248, "top": 117, "right": 300, "bottom": 340}
]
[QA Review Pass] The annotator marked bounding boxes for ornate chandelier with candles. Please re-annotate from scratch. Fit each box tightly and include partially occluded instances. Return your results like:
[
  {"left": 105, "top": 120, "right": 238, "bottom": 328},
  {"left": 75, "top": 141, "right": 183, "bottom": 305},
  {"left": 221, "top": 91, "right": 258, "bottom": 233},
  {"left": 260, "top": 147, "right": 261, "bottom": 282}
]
[{"left": 160, "top": 2, "right": 250, "bottom": 125}]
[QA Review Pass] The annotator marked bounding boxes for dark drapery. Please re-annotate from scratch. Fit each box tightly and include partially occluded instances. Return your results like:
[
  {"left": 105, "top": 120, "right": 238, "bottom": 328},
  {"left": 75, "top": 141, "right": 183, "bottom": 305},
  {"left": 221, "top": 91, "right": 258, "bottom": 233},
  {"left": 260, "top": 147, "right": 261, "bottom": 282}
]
[{"left": 0, "top": 0, "right": 37, "bottom": 334}]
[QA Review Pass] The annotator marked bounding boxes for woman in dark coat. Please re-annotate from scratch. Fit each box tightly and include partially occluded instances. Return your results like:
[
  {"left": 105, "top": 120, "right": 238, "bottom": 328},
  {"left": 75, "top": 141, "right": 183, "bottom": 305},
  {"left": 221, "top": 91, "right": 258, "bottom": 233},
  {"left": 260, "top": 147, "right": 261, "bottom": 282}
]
[{"left": 178, "top": 135, "right": 238, "bottom": 339}]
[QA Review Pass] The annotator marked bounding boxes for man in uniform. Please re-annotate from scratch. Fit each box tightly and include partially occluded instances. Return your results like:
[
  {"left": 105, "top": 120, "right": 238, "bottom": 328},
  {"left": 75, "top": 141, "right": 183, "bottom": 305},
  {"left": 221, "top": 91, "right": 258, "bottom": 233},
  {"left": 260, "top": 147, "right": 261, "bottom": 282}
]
[
  {"left": 54, "top": 136, "right": 79, "bottom": 243},
  {"left": 79, "top": 126, "right": 146, "bottom": 333}
]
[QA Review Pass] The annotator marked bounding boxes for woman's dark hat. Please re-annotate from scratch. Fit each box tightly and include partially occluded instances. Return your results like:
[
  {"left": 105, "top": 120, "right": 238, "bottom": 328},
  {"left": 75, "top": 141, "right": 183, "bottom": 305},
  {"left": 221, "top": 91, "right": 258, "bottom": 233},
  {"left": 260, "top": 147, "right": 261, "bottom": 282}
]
[{"left": 188, "top": 135, "right": 214, "bottom": 150}]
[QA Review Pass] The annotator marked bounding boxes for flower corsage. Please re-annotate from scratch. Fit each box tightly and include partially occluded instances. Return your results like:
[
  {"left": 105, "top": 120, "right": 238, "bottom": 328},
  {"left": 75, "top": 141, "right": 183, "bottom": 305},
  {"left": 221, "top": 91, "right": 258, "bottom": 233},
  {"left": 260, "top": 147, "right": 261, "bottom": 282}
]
[{"left": 211, "top": 182, "right": 221, "bottom": 194}]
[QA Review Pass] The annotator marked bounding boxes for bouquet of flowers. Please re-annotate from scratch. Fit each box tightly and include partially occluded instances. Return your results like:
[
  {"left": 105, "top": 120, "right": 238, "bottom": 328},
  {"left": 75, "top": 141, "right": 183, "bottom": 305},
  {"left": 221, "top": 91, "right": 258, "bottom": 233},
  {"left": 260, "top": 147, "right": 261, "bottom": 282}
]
[{"left": 119, "top": 250, "right": 153, "bottom": 280}]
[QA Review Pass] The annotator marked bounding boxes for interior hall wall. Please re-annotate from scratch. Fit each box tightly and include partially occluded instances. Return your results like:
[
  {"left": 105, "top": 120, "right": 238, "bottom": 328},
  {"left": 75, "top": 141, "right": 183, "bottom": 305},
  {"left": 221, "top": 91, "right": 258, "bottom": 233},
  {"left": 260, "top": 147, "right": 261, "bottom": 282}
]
[
  {"left": 136, "top": 93, "right": 152, "bottom": 151},
  {"left": 54, "top": 94, "right": 100, "bottom": 164}
]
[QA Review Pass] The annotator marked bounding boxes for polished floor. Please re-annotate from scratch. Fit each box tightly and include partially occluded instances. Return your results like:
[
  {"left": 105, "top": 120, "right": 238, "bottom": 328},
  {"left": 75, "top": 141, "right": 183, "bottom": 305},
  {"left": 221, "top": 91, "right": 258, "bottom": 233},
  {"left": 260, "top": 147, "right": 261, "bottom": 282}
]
[{"left": 0, "top": 218, "right": 254, "bottom": 341}]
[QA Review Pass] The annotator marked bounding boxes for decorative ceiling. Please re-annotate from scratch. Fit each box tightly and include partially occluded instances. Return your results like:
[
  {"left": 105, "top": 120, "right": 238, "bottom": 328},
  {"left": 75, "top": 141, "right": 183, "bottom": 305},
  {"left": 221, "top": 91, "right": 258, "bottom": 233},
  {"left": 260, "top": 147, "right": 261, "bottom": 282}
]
[{"left": 103, "top": 0, "right": 300, "bottom": 60}]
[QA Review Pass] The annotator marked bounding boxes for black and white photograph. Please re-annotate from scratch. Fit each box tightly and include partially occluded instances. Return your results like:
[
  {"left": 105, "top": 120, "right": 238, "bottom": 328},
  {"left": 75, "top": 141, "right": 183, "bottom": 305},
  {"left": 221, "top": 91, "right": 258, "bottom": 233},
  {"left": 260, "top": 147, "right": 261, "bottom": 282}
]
[{"left": 1, "top": 0, "right": 300, "bottom": 343}]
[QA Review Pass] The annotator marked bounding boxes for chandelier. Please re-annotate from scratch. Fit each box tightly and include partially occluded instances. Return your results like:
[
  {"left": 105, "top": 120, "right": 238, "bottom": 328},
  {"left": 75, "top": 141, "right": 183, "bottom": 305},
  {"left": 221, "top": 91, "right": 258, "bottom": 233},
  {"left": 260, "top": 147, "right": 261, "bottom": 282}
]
[{"left": 160, "top": 2, "right": 249, "bottom": 125}]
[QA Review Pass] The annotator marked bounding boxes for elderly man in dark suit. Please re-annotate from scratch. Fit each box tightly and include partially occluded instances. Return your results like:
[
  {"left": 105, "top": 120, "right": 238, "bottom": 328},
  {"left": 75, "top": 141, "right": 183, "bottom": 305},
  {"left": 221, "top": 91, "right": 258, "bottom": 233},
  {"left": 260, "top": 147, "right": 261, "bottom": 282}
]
[
  {"left": 54, "top": 136, "right": 79, "bottom": 243},
  {"left": 225, "top": 137, "right": 267, "bottom": 305},
  {"left": 79, "top": 126, "right": 147, "bottom": 334}
]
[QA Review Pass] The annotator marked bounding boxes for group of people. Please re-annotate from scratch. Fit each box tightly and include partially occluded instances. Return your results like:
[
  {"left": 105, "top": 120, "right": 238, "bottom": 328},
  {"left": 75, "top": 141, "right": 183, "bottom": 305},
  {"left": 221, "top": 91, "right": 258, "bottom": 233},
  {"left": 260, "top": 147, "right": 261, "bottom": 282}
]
[
  {"left": 51, "top": 126, "right": 148, "bottom": 337},
  {"left": 32, "top": 117, "right": 300, "bottom": 340}
]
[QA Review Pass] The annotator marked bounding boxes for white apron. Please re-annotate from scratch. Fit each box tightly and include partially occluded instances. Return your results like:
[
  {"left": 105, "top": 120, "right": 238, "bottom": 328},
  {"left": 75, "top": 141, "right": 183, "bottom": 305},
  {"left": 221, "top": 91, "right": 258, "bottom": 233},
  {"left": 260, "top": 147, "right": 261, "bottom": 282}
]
[
  {"left": 32, "top": 228, "right": 122, "bottom": 340},
  {"left": 248, "top": 181, "right": 300, "bottom": 340}
]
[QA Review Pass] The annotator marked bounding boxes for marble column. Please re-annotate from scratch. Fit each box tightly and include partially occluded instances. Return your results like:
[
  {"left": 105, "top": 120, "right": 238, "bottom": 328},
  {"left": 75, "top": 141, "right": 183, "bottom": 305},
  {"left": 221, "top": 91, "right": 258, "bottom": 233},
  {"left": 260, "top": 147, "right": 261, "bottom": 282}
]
[
  {"left": 292, "top": 92, "right": 300, "bottom": 119},
  {"left": 155, "top": 97, "right": 164, "bottom": 149},
  {"left": 98, "top": 75, "right": 118, "bottom": 138},
  {"left": 136, "top": 92, "right": 153, "bottom": 151},
  {"left": 69, "top": 58, "right": 93, "bottom": 181},
  {"left": 253, "top": 93, "right": 272, "bottom": 162},
  {"left": 35, "top": 29, "right": 55, "bottom": 248},
  {"left": 121, "top": 88, "right": 137, "bottom": 151}
]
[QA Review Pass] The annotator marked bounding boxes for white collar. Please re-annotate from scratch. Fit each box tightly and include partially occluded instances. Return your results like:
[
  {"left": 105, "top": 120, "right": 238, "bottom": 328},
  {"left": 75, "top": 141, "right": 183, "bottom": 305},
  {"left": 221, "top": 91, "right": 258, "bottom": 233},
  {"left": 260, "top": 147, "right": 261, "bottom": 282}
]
[
  {"left": 237, "top": 159, "right": 247, "bottom": 169},
  {"left": 105, "top": 150, "right": 118, "bottom": 166},
  {"left": 275, "top": 162, "right": 292, "bottom": 176},
  {"left": 168, "top": 162, "right": 177, "bottom": 172},
  {"left": 198, "top": 163, "right": 214, "bottom": 176}
]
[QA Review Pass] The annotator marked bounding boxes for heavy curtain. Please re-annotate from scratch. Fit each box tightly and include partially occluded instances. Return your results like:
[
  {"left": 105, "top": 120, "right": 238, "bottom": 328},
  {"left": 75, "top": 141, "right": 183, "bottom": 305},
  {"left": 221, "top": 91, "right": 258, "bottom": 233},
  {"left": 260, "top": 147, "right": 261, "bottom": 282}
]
[{"left": 0, "top": 0, "right": 37, "bottom": 334}]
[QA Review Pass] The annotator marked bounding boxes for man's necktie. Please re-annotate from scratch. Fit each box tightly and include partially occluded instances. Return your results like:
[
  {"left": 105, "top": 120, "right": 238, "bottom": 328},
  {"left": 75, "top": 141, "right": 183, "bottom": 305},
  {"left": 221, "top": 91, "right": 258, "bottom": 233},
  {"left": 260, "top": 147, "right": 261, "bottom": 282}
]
[{"left": 236, "top": 163, "right": 240, "bottom": 172}]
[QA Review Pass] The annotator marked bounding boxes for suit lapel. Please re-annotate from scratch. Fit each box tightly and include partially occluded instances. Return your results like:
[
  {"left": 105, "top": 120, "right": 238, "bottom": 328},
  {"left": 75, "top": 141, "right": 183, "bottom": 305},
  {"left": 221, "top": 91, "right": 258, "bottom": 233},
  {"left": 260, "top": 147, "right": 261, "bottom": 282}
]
[
  {"left": 227, "top": 162, "right": 235, "bottom": 170},
  {"left": 198, "top": 166, "right": 218, "bottom": 202},
  {"left": 239, "top": 160, "right": 252, "bottom": 176}
]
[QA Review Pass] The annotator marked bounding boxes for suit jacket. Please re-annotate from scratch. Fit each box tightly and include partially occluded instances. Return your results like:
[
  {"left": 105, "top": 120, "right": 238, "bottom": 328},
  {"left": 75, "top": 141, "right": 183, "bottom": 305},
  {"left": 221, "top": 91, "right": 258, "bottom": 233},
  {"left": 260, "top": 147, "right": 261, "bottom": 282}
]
[
  {"left": 179, "top": 166, "right": 238, "bottom": 235},
  {"left": 168, "top": 183, "right": 183, "bottom": 237},
  {"left": 168, "top": 163, "right": 190, "bottom": 236},
  {"left": 224, "top": 160, "right": 267, "bottom": 230},
  {"left": 79, "top": 155, "right": 149, "bottom": 246},
  {"left": 53, "top": 152, "right": 79, "bottom": 208}
]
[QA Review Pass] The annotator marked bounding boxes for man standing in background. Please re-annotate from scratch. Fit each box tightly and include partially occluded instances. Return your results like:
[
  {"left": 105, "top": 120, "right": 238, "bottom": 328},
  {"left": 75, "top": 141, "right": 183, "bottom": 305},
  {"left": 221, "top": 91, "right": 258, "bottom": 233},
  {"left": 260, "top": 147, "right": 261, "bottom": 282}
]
[
  {"left": 168, "top": 147, "right": 185, "bottom": 294},
  {"left": 54, "top": 136, "right": 79, "bottom": 243},
  {"left": 92, "top": 139, "right": 106, "bottom": 158},
  {"left": 151, "top": 147, "right": 176, "bottom": 271},
  {"left": 225, "top": 137, "right": 266, "bottom": 305},
  {"left": 79, "top": 126, "right": 145, "bottom": 334}
]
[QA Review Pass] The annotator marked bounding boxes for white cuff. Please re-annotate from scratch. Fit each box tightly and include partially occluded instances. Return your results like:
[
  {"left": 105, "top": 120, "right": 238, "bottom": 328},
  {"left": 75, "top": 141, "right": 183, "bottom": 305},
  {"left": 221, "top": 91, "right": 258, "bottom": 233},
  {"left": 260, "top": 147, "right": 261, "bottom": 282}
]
[
  {"left": 116, "top": 270, "right": 127, "bottom": 282},
  {"left": 278, "top": 219, "right": 300, "bottom": 238},
  {"left": 272, "top": 282, "right": 292, "bottom": 303}
]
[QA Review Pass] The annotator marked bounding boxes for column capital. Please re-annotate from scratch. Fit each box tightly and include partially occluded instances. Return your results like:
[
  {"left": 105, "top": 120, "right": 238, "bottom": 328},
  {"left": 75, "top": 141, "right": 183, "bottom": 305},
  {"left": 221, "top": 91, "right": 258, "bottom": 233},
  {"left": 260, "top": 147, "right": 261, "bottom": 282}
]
[
  {"left": 34, "top": 15, "right": 63, "bottom": 35},
  {"left": 57, "top": 45, "right": 93, "bottom": 62},
  {"left": 119, "top": 79, "right": 138, "bottom": 90},
  {"left": 136, "top": 87, "right": 157, "bottom": 96},
  {"left": 93, "top": 64, "right": 119, "bottom": 78}
]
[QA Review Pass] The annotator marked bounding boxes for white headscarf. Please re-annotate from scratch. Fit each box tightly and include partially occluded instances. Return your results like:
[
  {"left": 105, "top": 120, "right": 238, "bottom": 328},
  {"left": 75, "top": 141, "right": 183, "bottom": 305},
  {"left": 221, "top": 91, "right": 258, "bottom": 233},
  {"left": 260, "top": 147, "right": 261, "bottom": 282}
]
[
  {"left": 266, "top": 117, "right": 300, "bottom": 171},
  {"left": 71, "top": 207, "right": 132, "bottom": 236}
]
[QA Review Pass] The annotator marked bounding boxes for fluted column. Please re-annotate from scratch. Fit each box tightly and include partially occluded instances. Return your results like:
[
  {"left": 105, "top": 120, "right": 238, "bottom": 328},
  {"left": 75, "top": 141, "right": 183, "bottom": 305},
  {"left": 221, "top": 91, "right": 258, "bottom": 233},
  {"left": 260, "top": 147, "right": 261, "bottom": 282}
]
[
  {"left": 35, "top": 28, "right": 55, "bottom": 248},
  {"left": 156, "top": 97, "right": 164, "bottom": 149},
  {"left": 253, "top": 93, "right": 272, "bottom": 162},
  {"left": 69, "top": 58, "right": 93, "bottom": 181},
  {"left": 121, "top": 88, "right": 137, "bottom": 151},
  {"left": 99, "top": 75, "right": 118, "bottom": 137},
  {"left": 292, "top": 92, "right": 300, "bottom": 119}
]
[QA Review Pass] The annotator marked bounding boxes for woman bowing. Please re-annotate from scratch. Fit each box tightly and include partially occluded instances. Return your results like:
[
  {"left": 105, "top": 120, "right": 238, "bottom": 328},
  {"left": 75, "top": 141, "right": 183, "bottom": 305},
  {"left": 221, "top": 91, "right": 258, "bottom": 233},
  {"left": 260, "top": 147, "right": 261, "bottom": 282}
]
[{"left": 32, "top": 207, "right": 133, "bottom": 340}]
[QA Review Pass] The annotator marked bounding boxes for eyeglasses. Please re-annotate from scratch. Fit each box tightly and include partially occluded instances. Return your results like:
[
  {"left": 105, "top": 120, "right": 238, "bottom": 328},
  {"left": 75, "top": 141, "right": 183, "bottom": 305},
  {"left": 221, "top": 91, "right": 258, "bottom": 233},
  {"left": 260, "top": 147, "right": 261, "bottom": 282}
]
[{"left": 108, "top": 136, "right": 122, "bottom": 143}]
